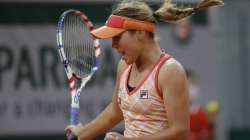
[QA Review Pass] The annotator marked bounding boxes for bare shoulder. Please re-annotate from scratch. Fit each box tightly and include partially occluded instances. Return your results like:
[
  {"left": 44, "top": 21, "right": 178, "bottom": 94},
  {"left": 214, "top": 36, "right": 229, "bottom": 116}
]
[
  {"left": 161, "top": 58, "right": 186, "bottom": 75},
  {"left": 158, "top": 58, "right": 187, "bottom": 87}
]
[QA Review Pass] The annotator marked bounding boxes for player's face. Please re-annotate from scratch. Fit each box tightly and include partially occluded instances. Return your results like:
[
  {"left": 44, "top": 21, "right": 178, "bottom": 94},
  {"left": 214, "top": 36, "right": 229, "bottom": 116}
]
[{"left": 112, "top": 31, "right": 142, "bottom": 64}]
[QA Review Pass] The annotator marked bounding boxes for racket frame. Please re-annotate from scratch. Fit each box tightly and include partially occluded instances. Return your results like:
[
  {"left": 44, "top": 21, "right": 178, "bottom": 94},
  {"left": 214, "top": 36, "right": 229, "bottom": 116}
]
[{"left": 56, "top": 9, "right": 101, "bottom": 140}]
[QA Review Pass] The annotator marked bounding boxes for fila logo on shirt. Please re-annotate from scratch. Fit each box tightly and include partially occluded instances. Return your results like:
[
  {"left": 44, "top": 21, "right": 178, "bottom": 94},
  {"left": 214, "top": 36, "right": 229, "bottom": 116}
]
[{"left": 140, "top": 90, "right": 149, "bottom": 99}]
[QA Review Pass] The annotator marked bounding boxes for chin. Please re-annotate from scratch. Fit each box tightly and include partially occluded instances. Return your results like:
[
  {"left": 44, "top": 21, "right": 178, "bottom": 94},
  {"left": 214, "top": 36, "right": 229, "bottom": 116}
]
[
  {"left": 126, "top": 61, "right": 132, "bottom": 65},
  {"left": 123, "top": 58, "right": 132, "bottom": 65},
  {"left": 124, "top": 60, "right": 131, "bottom": 65}
]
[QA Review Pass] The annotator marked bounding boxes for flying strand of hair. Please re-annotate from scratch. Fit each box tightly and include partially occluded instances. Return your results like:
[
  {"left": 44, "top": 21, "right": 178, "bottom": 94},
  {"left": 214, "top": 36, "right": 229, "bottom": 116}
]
[{"left": 154, "top": 0, "right": 224, "bottom": 23}]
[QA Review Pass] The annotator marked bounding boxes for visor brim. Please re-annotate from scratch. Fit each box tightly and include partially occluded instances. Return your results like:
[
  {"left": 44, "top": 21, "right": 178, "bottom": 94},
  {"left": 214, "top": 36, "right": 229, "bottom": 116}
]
[{"left": 91, "top": 26, "right": 125, "bottom": 39}]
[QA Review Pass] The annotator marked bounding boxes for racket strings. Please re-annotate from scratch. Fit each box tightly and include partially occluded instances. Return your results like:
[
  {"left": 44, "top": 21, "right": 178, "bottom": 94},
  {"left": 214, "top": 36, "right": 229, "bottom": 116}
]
[{"left": 63, "top": 13, "right": 95, "bottom": 78}]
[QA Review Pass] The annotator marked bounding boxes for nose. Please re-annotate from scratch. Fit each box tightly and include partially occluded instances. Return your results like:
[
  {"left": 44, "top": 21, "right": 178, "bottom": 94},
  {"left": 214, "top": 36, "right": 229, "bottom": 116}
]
[{"left": 112, "top": 39, "right": 118, "bottom": 49}]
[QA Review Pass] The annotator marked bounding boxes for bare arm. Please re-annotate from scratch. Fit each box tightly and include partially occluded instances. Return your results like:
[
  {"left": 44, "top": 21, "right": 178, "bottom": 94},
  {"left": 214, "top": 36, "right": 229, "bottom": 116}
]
[
  {"left": 65, "top": 60, "right": 127, "bottom": 140},
  {"left": 154, "top": 59, "right": 189, "bottom": 140}
]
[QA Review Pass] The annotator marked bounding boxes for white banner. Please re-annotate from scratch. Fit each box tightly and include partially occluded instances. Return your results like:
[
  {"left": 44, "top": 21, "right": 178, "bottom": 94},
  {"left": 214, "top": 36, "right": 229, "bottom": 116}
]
[{"left": 0, "top": 25, "right": 119, "bottom": 135}]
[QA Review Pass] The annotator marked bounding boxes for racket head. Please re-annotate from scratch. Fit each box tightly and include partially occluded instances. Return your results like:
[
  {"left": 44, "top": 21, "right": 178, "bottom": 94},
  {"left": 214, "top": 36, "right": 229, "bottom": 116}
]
[{"left": 56, "top": 9, "right": 101, "bottom": 79}]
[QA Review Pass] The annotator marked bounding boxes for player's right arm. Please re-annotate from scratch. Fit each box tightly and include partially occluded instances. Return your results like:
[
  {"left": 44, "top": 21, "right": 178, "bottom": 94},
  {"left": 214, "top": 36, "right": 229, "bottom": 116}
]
[{"left": 65, "top": 59, "right": 127, "bottom": 140}]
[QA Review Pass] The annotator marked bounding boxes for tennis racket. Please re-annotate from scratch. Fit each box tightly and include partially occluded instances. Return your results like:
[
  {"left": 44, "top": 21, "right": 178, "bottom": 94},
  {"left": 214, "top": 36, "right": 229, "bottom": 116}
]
[{"left": 56, "top": 9, "right": 101, "bottom": 140}]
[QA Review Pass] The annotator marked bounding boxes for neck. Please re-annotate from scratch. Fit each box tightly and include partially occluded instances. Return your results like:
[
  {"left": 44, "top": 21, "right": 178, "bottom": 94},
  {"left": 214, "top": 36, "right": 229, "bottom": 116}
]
[{"left": 134, "top": 40, "right": 162, "bottom": 72}]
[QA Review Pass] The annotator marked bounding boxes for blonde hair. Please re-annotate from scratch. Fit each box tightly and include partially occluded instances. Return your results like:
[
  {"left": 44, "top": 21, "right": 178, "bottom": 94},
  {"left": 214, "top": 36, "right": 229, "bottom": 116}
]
[
  {"left": 112, "top": 0, "right": 156, "bottom": 23},
  {"left": 112, "top": 0, "right": 156, "bottom": 38},
  {"left": 112, "top": 0, "right": 224, "bottom": 23},
  {"left": 155, "top": 0, "right": 224, "bottom": 23}
]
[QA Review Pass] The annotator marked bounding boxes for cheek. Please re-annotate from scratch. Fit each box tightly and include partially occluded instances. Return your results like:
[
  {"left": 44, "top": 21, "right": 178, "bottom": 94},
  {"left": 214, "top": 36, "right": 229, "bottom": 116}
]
[
  {"left": 126, "top": 42, "right": 140, "bottom": 54},
  {"left": 117, "top": 33, "right": 138, "bottom": 55},
  {"left": 117, "top": 40, "right": 128, "bottom": 52}
]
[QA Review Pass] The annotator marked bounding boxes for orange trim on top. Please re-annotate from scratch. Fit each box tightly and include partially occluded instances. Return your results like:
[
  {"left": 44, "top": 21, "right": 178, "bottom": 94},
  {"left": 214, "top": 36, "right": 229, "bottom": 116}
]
[
  {"left": 154, "top": 54, "right": 172, "bottom": 99},
  {"left": 106, "top": 15, "right": 156, "bottom": 33},
  {"left": 125, "top": 54, "right": 165, "bottom": 96}
]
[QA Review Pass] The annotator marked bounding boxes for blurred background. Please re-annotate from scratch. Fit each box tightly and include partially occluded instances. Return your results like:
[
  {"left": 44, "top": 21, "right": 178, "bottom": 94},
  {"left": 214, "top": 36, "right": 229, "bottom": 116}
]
[{"left": 0, "top": 0, "right": 249, "bottom": 140}]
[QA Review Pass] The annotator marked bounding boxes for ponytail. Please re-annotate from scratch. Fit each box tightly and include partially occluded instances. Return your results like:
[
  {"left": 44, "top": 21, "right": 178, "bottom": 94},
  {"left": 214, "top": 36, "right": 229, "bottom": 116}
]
[{"left": 154, "top": 0, "right": 224, "bottom": 23}]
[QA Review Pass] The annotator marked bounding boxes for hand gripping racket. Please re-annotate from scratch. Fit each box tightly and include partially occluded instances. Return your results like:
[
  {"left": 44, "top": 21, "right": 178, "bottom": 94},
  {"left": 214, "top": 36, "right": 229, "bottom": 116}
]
[{"left": 56, "top": 9, "right": 101, "bottom": 140}]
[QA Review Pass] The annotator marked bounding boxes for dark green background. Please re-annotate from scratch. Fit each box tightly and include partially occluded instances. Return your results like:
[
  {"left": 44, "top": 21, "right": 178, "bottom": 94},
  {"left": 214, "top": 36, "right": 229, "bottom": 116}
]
[{"left": 0, "top": 2, "right": 207, "bottom": 25}]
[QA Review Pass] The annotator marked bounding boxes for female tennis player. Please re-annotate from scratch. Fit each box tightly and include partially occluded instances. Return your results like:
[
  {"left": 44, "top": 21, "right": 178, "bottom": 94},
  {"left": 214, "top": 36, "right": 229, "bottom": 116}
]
[{"left": 65, "top": 0, "right": 223, "bottom": 139}]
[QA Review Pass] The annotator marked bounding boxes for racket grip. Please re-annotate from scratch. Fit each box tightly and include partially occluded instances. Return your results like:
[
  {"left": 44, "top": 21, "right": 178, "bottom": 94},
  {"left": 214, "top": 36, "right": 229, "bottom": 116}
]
[
  {"left": 68, "top": 134, "right": 77, "bottom": 140},
  {"left": 68, "top": 107, "right": 79, "bottom": 140},
  {"left": 70, "top": 107, "right": 79, "bottom": 125}
]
